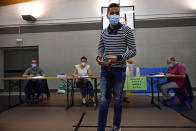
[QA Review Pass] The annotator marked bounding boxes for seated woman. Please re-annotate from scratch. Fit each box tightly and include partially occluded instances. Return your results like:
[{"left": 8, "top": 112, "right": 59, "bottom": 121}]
[{"left": 73, "top": 56, "right": 95, "bottom": 104}]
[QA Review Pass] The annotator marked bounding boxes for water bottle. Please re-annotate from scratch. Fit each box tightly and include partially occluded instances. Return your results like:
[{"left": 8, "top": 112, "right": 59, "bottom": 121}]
[
  {"left": 136, "top": 67, "right": 140, "bottom": 77},
  {"left": 129, "top": 64, "right": 134, "bottom": 76},
  {"left": 126, "top": 63, "right": 134, "bottom": 76}
]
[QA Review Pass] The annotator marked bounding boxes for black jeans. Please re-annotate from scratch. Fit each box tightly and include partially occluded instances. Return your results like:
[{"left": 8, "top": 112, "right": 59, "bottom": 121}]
[{"left": 24, "top": 80, "right": 43, "bottom": 100}]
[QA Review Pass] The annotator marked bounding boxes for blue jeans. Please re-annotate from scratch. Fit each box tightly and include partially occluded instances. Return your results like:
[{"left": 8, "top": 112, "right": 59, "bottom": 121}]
[
  {"left": 76, "top": 79, "right": 94, "bottom": 97},
  {"left": 97, "top": 67, "right": 126, "bottom": 131},
  {"left": 81, "top": 82, "right": 94, "bottom": 97}
]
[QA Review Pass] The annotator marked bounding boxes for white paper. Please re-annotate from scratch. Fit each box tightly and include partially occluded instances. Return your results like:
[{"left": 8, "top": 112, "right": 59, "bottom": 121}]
[
  {"left": 32, "top": 76, "right": 45, "bottom": 78},
  {"left": 79, "top": 75, "right": 89, "bottom": 78},
  {"left": 57, "top": 75, "right": 67, "bottom": 78},
  {"left": 152, "top": 75, "right": 165, "bottom": 77}
]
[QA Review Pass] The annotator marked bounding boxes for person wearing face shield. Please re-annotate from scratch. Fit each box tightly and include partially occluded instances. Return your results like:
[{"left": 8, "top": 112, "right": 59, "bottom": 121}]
[
  {"left": 23, "top": 60, "right": 45, "bottom": 103},
  {"left": 96, "top": 3, "right": 136, "bottom": 131},
  {"left": 72, "top": 56, "right": 95, "bottom": 105},
  {"left": 158, "top": 57, "right": 186, "bottom": 106}
]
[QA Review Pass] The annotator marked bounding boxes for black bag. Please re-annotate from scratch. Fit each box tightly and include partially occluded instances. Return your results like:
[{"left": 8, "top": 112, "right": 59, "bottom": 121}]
[
  {"left": 105, "top": 69, "right": 113, "bottom": 99},
  {"left": 184, "top": 74, "right": 193, "bottom": 102}
]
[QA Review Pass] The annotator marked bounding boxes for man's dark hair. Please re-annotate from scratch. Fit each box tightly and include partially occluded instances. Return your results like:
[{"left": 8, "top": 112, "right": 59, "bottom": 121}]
[
  {"left": 170, "top": 57, "right": 175, "bottom": 61},
  {"left": 107, "top": 3, "right": 120, "bottom": 14},
  {"left": 81, "top": 56, "right": 87, "bottom": 61}
]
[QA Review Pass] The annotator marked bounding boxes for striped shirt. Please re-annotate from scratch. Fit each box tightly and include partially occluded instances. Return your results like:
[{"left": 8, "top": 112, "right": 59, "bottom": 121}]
[{"left": 97, "top": 23, "right": 136, "bottom": 69}]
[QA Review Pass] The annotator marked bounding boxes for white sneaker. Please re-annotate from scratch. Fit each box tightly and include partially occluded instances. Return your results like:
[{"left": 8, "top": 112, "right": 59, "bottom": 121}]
[
  {"left": 82, "top": 98, "right": 86, "bottom": 104},
  {"left": 110, "top": 126, "right": 121, "bottom": 131}
]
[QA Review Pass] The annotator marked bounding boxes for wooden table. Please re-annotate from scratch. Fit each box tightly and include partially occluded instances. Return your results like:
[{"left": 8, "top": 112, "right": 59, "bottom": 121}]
[{"left": 0, "top": 76, "right": 99, "bottom": 110}]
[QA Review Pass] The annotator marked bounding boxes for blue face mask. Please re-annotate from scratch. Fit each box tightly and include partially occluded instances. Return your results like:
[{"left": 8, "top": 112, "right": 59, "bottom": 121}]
[
  {"left": 168, "top": 63, "right": 174, "bottom": 68},
  {"left": 31, "top": 64, "right": 37, "bottom": 68},
  {"left": 109, "top": 15, "right": 120, "bottom": 25}
]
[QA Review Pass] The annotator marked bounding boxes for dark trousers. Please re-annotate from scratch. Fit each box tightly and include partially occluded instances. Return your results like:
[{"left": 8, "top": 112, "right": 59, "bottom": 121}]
[
  {"left": 24, "top": 80, "right": 43, "bottom": 100},
  {"left": 76, "top": 78, "right": 94, "bottom": 97}
]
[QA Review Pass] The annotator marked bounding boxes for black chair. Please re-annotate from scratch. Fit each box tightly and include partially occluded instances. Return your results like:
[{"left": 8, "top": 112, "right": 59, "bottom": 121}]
[
  {"left": 42, "top": 79, "right": 50, "bottom": 98},
  {"left": 38, "top": 80, "right": 50, "bottom": 102}
]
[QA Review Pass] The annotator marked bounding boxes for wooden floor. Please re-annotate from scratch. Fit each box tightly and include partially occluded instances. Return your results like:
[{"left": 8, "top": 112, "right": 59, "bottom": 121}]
[{"left": 0, "top": 93, "right": 196, "bottom": 131}]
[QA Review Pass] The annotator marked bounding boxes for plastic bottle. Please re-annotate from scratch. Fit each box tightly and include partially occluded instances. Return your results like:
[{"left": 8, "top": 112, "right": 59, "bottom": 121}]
[{"left": 136, "top": 67, "right": 140, "bottom": 77}]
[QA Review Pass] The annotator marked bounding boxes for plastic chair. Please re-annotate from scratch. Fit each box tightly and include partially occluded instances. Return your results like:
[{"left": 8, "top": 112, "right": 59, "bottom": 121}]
[
  {"left": 167, "top": 74, "right": 193, "bottom": 109},
  {"left": 168, "top": 88, "right": 193, "bottom": 109}
]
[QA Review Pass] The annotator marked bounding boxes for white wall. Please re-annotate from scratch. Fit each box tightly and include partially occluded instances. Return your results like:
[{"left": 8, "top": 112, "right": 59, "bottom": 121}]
[
  {"left": 0, "top": 0, "right": 196, "bottom": 26},
  {"left": 0, "top": 30, "right": 101, "bottom": 89},
  {"left": 0, "top": 26, "right": 196, "bottom": 89},
  {"left": 133, "top": 0, "right": 196, "bottom": 19}
]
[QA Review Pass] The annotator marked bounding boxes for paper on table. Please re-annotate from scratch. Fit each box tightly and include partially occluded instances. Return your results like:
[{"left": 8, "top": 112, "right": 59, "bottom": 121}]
[
  {"left": 57, "top": 75, "right": 67, "bottom": 78},
  {"left": 79, "top": 75, "right": 89, "bottom": 78},
  {"left": 32, "top": 76, "right": 45, "bottom": 78},
  {"left": 152, "top": 75, "right": 165, "bottom": 77}
]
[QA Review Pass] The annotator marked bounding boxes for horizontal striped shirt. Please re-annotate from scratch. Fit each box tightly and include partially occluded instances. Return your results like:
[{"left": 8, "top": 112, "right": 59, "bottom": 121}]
[{"left": 97, "top": 24, "right": 136, "bottom": 68}]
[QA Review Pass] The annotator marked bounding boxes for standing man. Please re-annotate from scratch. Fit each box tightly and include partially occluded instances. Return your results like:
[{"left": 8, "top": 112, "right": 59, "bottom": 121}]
[
  {"left": 23, "top": 60, "right": 45, "bottom": 103},
  {"left": 96, "top": 3, "right": 136, "bottom": 131}
]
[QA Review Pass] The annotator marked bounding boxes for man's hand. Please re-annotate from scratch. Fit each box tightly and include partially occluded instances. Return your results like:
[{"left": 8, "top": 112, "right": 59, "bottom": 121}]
[
  {"left": 165, "top": 73, "right": 171, "bottom": 76},
  {"left": 72, "top": 74, "right": 78, "bottom": 78},
  {"left": 23, "top": 74, "right": 34, "bottom": 78},
  {"left": 165, "top": 73, "right": 175, "bottom": 77},
  {"left": 107, "top": 56, "right": 118, "bottom": 65},
  {"left": 22, "top": 75, "right": 27, "bottom": 78},
  {"left": 97, "top": 56, "right": 105, "bottom": 67}
]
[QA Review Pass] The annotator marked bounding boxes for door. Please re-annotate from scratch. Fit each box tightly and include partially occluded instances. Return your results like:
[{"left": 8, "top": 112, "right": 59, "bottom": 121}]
[{"left": 3, "top": 46, "right": 38, "bottom": 91}]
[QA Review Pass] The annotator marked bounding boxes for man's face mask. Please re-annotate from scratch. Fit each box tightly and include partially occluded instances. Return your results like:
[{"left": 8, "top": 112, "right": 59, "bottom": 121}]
[
  {"left": 109, "top": 15, "right": 120, "bottom": 25},
  {"left": 81, "top": 62, "right": 86, "bottom": 66},
  {"left": 31, "top": 64, "right": 37, "bottom": 68}
]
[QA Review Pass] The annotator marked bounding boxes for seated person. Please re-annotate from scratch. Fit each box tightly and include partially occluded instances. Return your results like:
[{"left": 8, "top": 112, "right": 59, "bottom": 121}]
[
  {"left": 158, "top": 57, "right": 186, "bottom": 105},
  {"left": 23, "top": 60, "right": 45, "bottom": 103},
  {"left": 73, "top": 56, "right": 95, "bottom": 104}
]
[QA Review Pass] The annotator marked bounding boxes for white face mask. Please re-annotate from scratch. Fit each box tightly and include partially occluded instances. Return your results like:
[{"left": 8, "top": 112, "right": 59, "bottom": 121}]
[
  {"left": 81, "top": 62, "right": 86, "bottom": 66},
  {"left": 168, "top": 63, "right": 174, "bottom": 68}
]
